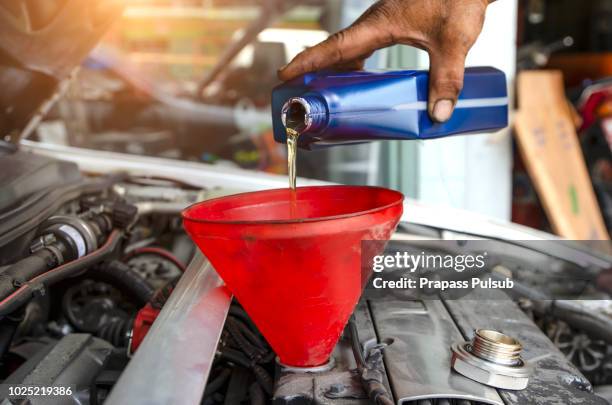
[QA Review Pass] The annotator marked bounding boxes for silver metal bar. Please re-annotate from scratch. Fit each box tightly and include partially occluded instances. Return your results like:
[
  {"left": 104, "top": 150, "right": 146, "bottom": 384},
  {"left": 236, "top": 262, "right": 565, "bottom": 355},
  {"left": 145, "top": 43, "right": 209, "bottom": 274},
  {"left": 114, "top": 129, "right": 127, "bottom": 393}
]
[{"left": 107, "top": 253, "right": 232, "bottom": 405}]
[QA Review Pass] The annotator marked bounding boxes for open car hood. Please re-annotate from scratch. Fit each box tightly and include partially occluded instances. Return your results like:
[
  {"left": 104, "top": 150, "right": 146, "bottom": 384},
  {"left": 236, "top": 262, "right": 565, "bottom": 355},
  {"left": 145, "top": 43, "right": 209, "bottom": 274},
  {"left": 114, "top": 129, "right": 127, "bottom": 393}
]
[{"left": 0, "top": 0, "right": 123, "bottom": 144}]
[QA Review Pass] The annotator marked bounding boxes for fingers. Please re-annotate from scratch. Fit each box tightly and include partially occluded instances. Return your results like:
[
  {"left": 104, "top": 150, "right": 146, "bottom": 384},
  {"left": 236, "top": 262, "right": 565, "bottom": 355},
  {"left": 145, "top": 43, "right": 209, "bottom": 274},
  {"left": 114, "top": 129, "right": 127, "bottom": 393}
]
[
  {"left": 427, "top": 51, "right": 468, "bottom": 123},
  {"left": 331, "top": 55, "right": 371, "bottom": 72},
  {"left": 278, "top": 20, "right": 389, "bottom": 81},
  {"left": 426, "top": 0, "right": 486, "bottom": 122}
]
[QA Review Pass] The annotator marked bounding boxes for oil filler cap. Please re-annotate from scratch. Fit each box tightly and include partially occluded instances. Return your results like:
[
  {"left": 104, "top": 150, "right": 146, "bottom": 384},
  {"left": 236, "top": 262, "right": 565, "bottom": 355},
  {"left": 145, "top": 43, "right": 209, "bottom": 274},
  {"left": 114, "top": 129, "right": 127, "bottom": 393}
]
[{"left": 451, "top": 329, "right": 533, "bottom": 390}]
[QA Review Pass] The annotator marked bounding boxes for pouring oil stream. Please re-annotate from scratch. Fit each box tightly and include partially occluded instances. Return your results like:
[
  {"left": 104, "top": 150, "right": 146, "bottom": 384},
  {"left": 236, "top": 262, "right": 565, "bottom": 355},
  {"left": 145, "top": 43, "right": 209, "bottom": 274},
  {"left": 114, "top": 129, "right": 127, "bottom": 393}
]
[
  {"left": 286, "top": 127, "right": 299, "bottom": 219},
  {"left": 286, "top": 127, "right": 299, "bottom": 191}
]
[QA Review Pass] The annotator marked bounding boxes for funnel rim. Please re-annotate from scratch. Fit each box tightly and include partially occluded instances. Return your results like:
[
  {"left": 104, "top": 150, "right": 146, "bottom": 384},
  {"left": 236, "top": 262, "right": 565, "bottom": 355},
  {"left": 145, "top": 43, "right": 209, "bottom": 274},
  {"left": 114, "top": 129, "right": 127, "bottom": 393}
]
[{"left": 182, "top": 185, "right": 404, "bottom": 225}]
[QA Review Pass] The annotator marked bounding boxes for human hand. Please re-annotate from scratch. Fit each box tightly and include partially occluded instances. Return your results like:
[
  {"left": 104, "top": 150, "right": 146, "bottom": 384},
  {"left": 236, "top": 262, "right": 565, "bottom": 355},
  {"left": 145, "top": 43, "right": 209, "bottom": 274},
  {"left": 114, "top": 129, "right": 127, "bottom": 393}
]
[{"left": 278, "top": 0, "right": 491, "bottom": 122}]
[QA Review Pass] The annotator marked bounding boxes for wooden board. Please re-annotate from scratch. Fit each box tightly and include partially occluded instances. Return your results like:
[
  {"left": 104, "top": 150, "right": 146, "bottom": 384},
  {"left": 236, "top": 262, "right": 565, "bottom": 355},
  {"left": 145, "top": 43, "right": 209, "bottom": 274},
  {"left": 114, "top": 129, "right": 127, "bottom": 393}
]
[{"left": 515, "top": 70, "right": 609, "bottom": 240}]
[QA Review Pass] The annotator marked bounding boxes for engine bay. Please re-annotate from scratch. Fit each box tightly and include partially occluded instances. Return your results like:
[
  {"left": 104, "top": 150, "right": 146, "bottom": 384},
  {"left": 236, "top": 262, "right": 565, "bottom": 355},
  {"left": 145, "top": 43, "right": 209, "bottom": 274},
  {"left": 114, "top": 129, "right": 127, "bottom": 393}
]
[
  {"left": 0, "top": 0, "right": 611, "bottom": 404},
  {"left": 0, "top": 148, "right": 609, "bottom": 404}
]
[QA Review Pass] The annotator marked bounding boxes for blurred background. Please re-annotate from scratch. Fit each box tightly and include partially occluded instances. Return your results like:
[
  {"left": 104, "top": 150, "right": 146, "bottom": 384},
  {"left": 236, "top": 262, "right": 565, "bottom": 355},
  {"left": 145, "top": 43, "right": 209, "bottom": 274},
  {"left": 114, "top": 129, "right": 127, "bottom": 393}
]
[{"left": 19, "top": 0, "right": 612, "bottom": 238}]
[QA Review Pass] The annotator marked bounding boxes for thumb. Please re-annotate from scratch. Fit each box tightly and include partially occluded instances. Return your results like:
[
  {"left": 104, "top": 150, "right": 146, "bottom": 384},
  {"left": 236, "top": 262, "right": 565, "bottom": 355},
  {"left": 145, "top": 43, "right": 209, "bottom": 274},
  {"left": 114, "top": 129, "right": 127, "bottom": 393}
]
[{"left": 427, "top": 51, "right": 467, "bottom": 123}]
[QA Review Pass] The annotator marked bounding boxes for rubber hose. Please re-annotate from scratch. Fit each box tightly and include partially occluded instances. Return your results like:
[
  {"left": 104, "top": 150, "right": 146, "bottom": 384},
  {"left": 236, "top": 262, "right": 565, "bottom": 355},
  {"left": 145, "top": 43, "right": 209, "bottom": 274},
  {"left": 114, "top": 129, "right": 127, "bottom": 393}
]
[
  {"left": 0, "top": 249, "right": 57, "bottom": 300},
  {"left": 0, "top": 230, "right": 122, "bottom": 317},
  {"left": 229, "top": 305, "right": 260, "bottom": 334},
  {"left": 261, "top": 351, "right": 276, "bottom": 364},
  {"left": 232, "top": 317, "right": 268, "bottom": 352},
  {"left": 203, "top": 368, "right": 232, "bottom": 397},
  {"left": 97, "top": 317, "right": 131, "bottom": 347},
  {"left": 249, "top": 382, "right": 266, "bottom": 405},
  {"left": 226, "top": 318, "right": 266, "bottom": 360},
  {"left": 251, "top": 364, "right": 273, "bottom": 395},
  {"left": 219, "top": 348, "right": 251, "bottom": 368},
  {"left": 223, "top": 368, "right": 249, "bottom": 405},
  {"left": 96, "top": 261, "right": 155, "bottom": 305},
  {"left": 218, "top": 348, "right": 273, "bottom": 395}
]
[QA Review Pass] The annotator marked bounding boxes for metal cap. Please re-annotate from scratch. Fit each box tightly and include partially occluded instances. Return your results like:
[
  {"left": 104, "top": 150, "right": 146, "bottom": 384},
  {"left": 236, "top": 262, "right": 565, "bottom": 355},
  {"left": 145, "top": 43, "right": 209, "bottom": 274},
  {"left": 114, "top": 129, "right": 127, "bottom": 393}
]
[{"left": 451, "top": 330, "right": 533, "bottom": 390}]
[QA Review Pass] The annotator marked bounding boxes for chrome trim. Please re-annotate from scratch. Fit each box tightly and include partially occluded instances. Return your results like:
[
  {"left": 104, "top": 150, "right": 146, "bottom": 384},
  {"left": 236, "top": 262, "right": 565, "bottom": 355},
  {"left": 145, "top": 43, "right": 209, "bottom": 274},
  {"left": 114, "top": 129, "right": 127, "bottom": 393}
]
[{"left": 106, "top": 253, "right": 232, "bottom": 405}]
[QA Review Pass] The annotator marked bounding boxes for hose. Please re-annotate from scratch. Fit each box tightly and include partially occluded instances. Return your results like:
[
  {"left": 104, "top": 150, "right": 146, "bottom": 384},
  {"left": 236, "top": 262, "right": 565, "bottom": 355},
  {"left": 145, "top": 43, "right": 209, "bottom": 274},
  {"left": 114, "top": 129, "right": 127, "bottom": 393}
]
[
  {"left": 229, "top": 305, "right": 260, "bottom": 334},
  {"left": 124, "top": 247, "right": 186, "bottom": 272},
  {"left": 218, "top": 348, "right": 251, "bottom": 368},
  {"left": 0, "top": 248, "right": 58, "bottom": 300},
  {"left": 234, "top": 319, "right": 269, "bottom": 353},
  {"left": 213, "top": 308, "right": 274, "bottom": 400},
  {"left": 218, "top": 348, "right": 273, "bottom": 395},
  {"left": 226, "top": 318, "right": 267, "bottom": 360},
  {"left": 0, "top": 230, "right": 122, "bottom": 317},
  {"left": 97, "top": 317, "right": 131, "bottom": 347},
  {"left": 249, "top": 382, "right": 266, "bottom": 405},
  {"left": 250, "top": 364, "right": 273, "bottom": 395},
  {"left": 96, "top": 260, "right": 155, "bottom": 305},
  {"left": 203, "top": 368, "right": 232, "bottom": 398}
]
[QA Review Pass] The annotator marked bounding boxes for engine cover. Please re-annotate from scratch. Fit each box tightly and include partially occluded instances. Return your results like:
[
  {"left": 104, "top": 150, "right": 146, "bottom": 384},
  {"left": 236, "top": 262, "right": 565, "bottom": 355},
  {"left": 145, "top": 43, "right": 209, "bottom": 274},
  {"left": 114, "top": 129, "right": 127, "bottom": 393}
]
[
  {"left": 274, "top": 289, "right": 606, "bottom": 405},
  {"left": 0, "top": 149, "right": 81, "bottom": 212}
]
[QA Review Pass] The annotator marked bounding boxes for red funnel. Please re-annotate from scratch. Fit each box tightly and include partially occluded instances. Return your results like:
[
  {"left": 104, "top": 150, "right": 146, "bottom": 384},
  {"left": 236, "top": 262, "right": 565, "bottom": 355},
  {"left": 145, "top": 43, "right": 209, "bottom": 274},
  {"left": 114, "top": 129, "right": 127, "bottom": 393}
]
[{"left": 182, "top": 186, "right": 403, "bottom": 367}]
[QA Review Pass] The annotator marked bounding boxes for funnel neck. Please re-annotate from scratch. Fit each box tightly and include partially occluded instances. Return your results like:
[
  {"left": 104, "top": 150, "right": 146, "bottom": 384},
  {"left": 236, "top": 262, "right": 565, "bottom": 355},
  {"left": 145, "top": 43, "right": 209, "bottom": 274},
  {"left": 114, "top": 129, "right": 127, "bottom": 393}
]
[{"left": 281, "top": 95, "right": 327, "bottom": 134}]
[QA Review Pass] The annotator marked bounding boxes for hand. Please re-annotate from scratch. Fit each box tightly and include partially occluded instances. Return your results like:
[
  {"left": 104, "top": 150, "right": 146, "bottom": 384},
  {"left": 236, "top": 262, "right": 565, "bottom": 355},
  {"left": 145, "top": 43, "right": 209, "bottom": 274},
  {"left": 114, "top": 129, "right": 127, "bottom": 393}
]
[{"left": 278, "top": 0, "right": 491, "bottom": 123}]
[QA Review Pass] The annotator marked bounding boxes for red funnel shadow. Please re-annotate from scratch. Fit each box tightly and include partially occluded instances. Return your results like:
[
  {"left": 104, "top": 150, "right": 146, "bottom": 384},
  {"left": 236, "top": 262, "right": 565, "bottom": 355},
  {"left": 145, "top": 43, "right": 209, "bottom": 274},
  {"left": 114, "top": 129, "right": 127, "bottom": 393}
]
[{"left": 183, "top": 186, "right": 403, "bottom": 367}]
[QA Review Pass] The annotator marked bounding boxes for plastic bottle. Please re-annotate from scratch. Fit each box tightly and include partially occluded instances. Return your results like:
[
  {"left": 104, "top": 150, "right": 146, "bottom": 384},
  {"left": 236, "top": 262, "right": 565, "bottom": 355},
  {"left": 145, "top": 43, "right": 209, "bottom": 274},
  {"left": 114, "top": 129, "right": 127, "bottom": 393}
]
[{"left": 272, "top": 66, "right": 508, "bottom": 150}]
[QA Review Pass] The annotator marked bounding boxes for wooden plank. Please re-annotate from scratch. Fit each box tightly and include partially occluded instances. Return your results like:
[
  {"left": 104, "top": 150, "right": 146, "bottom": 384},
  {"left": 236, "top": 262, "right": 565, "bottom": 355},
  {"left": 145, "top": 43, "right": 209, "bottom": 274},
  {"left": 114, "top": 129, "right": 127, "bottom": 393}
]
[{"left": 515, "top": 70, "right": 609, "bottom": 240}]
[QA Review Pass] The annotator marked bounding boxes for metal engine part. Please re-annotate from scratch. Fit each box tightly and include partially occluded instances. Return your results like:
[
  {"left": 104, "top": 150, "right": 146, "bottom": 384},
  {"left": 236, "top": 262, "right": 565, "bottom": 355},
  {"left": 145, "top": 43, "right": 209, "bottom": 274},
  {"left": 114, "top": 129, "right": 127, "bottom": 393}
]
[
  {"left": 544, "top": 306, "right": 612, "bottom": 386},
  {"left": 117, "top": 253, "right": 608, "bottom": 405},
  {"left": 359, "top": 288, "right": 605, "bottom": 405},
  {"left": 444, "top": 291, "right": 607, "bottom": 405},
  {"left": 2, "top": 334, "right": 113, "bottom": 405},
  {"left": 451, "top": 329, "right": 532, "bottom": 390},
  {"left": 368, "top": 299, "right": 504, "bottom": 405},
  {"left": 273, "top": 302, "right": 388, "bottom": 405},
  {"left": 106, "top": 253, "right": 232, "bottom": 404}
]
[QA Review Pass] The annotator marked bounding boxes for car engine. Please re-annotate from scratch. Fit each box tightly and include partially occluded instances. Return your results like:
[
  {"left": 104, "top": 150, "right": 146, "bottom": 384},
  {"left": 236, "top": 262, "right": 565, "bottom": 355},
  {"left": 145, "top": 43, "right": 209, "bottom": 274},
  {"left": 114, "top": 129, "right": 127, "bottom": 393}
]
[
  {"left": 1, "top": 1, "right": 612, "bottom": 404},
  {"left": 0, "top": 146, "right": 610, "bottom": 404},
  {"left": 0, "top": 147, "right": 201, "bottom": 402}
]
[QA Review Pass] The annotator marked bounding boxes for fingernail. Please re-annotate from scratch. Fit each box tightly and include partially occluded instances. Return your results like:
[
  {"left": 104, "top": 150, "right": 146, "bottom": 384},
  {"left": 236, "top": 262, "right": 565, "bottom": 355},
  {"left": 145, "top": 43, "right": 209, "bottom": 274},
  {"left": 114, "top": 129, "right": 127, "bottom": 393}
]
[
  {"left": 433, "top": 99, "right": 454, "bottom": 122},
  {"left": 278, "top": 63, "right": 289, "bottom": 72}
]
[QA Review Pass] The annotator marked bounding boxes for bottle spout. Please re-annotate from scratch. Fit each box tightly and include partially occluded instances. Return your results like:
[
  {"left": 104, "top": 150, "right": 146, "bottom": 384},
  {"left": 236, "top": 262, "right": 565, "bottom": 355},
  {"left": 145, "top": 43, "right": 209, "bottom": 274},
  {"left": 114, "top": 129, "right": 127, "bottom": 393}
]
[{"left": 281, "top": 96, "right": 327, "bottom": 135}]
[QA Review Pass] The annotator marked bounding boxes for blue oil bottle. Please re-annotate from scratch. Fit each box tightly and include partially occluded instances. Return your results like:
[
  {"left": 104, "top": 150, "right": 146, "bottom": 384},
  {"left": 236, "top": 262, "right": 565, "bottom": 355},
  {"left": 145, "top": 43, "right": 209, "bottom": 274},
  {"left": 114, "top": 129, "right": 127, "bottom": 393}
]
[{"left": 272, "top": 67, "right": 508, "bottom": 150}]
